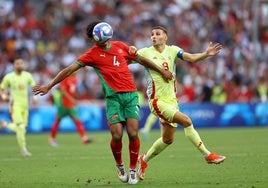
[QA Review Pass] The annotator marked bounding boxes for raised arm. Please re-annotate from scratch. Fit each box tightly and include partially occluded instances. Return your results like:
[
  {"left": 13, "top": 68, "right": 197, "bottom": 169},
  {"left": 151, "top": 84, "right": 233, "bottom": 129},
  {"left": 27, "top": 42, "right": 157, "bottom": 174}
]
[
  {"left": 33, "top": 63, "right": 81, "bottom": 96},
  {"left": 182, "top": 42, "right": 222, "bottom": 63}
]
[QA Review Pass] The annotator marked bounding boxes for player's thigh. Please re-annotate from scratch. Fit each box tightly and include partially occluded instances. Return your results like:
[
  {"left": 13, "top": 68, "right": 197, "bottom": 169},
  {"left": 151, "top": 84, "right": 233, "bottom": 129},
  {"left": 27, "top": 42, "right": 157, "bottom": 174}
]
[
  {"left": 57, "top": 106, "right": 68, "bottom": 118},
  {"left": 121, "top": 92, "right": 140, "bottom": 120},
  {"left": 11, "top": 106, "right": 24, "bottom": 125},
  {"left": 68, "top": 108, "right": 79, "bottom": 120},
  {"left": 109, "top": 122, "right": 124, "bottom": 140},
  {"left": 173, "top": 111, "right": 192, "bottom": 127},
  {"left": 149, "top": 99, "right": 178, "bottom": 127},
  {"left": 125, "top": 118, "right": 139, "bottom": 139},
  {"left": 106, "top": 95, "right": 125, "bottom": 124}
]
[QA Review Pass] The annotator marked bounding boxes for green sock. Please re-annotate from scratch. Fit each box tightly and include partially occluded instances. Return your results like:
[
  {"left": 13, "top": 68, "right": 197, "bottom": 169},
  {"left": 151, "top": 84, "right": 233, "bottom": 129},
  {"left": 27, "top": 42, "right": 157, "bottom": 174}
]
[
  {"left": 143, "top": 114, "right": 158, "bottom": 133},
  {"left": 145, "top": 137, "right": 169, "bottom": 162},
  {"left": 184, "top": 125, "right": 210, "bottom": 155}
]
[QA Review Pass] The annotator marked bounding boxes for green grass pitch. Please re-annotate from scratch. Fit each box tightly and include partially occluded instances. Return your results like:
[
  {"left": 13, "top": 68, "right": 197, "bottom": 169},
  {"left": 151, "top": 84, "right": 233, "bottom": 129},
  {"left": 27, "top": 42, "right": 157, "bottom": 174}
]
[{"left": 0, "top": 127, "right": 267, "bottom": 188}]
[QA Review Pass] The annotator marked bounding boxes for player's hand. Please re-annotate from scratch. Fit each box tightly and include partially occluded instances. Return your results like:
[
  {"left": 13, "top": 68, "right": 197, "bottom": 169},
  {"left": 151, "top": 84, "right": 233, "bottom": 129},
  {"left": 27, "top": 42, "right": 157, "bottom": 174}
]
[
  {"left": 129, "top": 46, "right": 137, "bottom": 55},
  {"left": 161, "top": 70, "right": 173, "bottom": 83},
  {"left": 206, "top": 42, "right": 222, "bottom": 56},
  {"left": 1, "top": 93, "right": 9, "bottom": 102},
  {"left": 32, "top": 85, "right": 50, "bottom": 96}
]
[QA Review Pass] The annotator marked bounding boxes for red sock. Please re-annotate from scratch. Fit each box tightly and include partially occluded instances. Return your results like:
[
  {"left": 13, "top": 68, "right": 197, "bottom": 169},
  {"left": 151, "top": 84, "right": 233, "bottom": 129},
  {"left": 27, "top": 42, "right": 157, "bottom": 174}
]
[
  {"left": 110, "top": 140, "right": 123, "bottom": 165},
  {"left": 129, "top": 138, "right": 140, "bottom": 169},
  {"left": 50, "top": 120, "right": 60, "bottom": 138},
  {"left": 74, "top": 119, "right": 86, "bottom": 137}
]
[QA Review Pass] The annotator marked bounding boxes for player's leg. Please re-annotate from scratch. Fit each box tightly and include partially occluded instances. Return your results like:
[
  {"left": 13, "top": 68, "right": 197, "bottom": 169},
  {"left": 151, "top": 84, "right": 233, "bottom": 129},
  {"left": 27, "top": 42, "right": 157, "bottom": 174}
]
[
  {"left": 125, "top": 118, "right": 140, "bottom": 185},
  {"left": 138, "top": 99, "right": 177, "bottom": 180},
  {"left": 69, "top": 108, "right": 92, "bottom": 144},
  {"left": 106, "top": 95, "right": 128, "bottom": 183},
  {"left": 14, "top": 108, "right": 31, "bottom": 157},
  {"left": 140, "top": 113, "right": 158, "bottom": 140},
  {"left": 138, "top": 122, "right": 175, "bottom": 180},
  {"left": 109, "top": 122, "right": 128, "bottom": 182},
  {"left": 173, "top": 111, "right": 226, "bottom": 164},
  {"left": 48, "top": 113, "right": 61, "bottom": 147},
  {"left": 124, "top": 92, "right": 140, "bottom": 184}
]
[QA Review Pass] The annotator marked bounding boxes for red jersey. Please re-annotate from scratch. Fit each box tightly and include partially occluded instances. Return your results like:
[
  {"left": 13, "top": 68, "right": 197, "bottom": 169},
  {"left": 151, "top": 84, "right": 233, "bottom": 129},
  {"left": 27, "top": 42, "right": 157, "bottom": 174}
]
[
  {"left": 76, "top": 41, "right": 137, "bottom": 97},
  {"left": 60, "top": 75, "right": 77, "bottom": 108}
]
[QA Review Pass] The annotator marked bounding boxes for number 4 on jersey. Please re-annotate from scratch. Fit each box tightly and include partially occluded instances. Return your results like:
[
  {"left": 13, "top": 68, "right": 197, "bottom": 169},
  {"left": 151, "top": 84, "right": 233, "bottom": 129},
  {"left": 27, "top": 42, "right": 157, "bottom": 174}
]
[{"left": 113, "top": 56, "right": 120, "bottom": 66}]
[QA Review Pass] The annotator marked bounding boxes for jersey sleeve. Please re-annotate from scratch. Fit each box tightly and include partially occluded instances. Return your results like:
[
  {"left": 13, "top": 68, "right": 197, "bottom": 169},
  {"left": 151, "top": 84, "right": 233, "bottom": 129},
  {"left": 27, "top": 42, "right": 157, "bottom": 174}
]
[
  {"left": 117, "top": 41, "right": 137, "bottom": 60},
  {"left": 28, "top": 73, "right": 36, "bottom": 87},
  {"left": 76, "top": 49, "right": 94, "bottom": 67},
  {"left": 170, "top": 45, "right": 184, "bottom": 60},
  {"left": 137, "top": 48, "right": 147, "bottom": 57},
  {"left": 0, "top": 75, "right": 10, "bottom": 90}
]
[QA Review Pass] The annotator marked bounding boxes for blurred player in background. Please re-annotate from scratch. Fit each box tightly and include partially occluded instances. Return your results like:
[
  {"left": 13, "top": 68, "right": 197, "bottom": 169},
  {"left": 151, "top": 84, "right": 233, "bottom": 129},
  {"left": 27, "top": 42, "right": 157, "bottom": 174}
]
[
  {"left": 32, "top": 21, "right": 173, "bottom": 185},
  {"left": 139, "top": 113, "right": 158, "bottom": 141},
  {"left": 0, "top": 57, "right": 37, "bottom": 157},
  {"left": 137, "top": 26, "right": 226, "bottom": 180},
  {"left": 48, "top": 72, "right": 92, "bottom": 147}
]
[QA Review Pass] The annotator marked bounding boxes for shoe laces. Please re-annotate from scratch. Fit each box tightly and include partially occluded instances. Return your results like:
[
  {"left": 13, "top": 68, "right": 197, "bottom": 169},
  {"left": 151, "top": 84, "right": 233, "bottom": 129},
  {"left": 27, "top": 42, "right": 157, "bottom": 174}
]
[
  {"left": 117, "top": 164, "right": 125, "bottom": 176},
  {"left": 129, "top": 169, "right": 136, "bottom": 180}
]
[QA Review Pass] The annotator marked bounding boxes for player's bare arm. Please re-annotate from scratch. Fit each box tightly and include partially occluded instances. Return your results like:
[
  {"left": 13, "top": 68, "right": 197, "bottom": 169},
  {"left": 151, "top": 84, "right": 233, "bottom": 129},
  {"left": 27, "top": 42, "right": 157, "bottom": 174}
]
[
  {"left": 0, "top": 88, "right": 9, "bottom": 101},
  {"left": 183, "top": 42, "right": 222, "bottom": 63},
  {"left": 33, "top": 63, "right": 81, "bottom": 96},
  {"left": 135, "top": 55, "right": 173, "bottom": 82}
]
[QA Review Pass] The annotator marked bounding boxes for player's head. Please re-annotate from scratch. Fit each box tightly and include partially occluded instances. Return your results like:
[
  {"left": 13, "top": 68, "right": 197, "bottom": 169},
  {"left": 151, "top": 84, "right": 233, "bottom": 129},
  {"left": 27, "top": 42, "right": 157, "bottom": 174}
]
[
  {"left": 13, "top": 57, "right": 24, "bottom": 73},
  {"left": 86, "top": 21, "right": 101, "bottom": 39},
  {"left": 86, "top": 21, "right": 112, "bottom": 47},
  {"left": 151, "top": 26, "right": 168, "bottom": 46}
]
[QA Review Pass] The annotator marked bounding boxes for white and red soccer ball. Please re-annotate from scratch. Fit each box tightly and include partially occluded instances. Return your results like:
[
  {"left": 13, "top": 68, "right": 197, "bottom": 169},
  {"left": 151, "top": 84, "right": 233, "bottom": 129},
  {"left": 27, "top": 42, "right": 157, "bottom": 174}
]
[{"left": 93, "top": 22, "right": 113, "bottom": 43}]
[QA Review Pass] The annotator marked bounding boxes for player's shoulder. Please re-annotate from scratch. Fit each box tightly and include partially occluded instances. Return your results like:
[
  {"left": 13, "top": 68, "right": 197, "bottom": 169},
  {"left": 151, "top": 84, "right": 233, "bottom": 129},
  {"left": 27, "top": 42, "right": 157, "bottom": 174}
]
[
  {"left": 22, "top": 71, "right": 33, "bottom": 77},
  {"left": 112, "top": 41, "right": 125, "bottom": 45},
  {"left": 168, "top": 45, "right": 182, "bottom": 51},
  {"left": 3, "top": 71, "right": 15, "bottom": 79},
  {"left": 138, "top": 46, "right": 153, "bottom": 53}
]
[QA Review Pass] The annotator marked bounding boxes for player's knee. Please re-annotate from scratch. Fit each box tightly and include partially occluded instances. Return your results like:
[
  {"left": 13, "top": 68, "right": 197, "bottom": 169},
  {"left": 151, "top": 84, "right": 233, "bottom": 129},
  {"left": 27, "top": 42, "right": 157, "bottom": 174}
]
[
  {"left": 111, "top": 133, "right": 123, "bottom": 142},
  {"left": 127, "top": 131, "right": 139, "bottom": 141},
  {"left": 181, "top": 116, "right": 192, "bottom": 128},
  {"left": 162, "top": 137, "right": 174, "bottom": 145}
]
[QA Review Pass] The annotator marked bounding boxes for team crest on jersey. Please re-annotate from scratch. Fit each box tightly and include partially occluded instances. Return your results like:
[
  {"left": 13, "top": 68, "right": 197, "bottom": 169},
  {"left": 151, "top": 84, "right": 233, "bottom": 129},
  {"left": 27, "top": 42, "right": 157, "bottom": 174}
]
[
  {"left": 112, "top": 114, "right": 119, "bottom": 120},
  {"left": 118, "top": 49, "right": 123, "bottom": 54},
  {"left": 153, "top": 56, "right": 157, "bottom": 59}
]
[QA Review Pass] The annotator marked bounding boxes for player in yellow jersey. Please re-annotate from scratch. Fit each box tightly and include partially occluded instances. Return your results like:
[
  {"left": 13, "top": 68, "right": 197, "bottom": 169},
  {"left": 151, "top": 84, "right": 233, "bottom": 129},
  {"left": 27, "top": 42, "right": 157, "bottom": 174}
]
[
  {"left": 136, "top": 26, "right": 226, "bottom": 180},
  {"left": 0, "top": 57, "right": 37, "bottom": 157}
]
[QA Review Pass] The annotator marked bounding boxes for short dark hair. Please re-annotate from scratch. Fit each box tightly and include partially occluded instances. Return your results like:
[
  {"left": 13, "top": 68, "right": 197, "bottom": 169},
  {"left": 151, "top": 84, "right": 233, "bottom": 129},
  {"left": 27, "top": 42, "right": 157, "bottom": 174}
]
[
  {"left": 152, "top": 26, "right": 167, "bottom": 34},
  {"left": 86, "top": 21, "right": 101, "bottom": 39}
]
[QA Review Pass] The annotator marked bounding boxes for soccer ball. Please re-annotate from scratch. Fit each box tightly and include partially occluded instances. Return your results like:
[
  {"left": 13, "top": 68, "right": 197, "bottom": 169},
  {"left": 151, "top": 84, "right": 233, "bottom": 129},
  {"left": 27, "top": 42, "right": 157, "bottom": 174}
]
[{"left": 93, "top": 22, "right": 113, "bottom": 43}]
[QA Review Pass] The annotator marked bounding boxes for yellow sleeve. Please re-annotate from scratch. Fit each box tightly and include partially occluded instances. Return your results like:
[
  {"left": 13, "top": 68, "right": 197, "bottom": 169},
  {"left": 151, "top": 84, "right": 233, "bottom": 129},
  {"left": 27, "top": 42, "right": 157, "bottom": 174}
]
[
  {"left": 0, "top": 75, "right": 10, "bottom": 90},
  {"left": 27, "top": 73, "right": 36, "bottom": 87}
]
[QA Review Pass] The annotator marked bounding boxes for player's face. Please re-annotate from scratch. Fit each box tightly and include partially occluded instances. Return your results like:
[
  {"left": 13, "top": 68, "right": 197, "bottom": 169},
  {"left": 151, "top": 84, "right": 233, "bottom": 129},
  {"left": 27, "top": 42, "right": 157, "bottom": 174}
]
[
  {"left": 151, "top": 29, "right": 167, "bottom": 46},
  {"left": 95, "top": 40, "right": 110, "bottom": 48},
  {"left": 14, "top": 58, "right": 24, "bottom": 73}
]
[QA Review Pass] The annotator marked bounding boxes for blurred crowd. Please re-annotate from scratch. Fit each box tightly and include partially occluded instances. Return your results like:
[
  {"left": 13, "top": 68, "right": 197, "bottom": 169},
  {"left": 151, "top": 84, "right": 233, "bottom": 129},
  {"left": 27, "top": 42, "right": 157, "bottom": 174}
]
[{"left": 0, "top": 0, "right": 268, "bottom": 104}]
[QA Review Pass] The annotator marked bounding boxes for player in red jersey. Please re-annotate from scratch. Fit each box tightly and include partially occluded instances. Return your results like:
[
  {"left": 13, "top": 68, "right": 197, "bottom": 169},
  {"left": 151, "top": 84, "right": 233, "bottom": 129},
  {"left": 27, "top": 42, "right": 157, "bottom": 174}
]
[
  {"left": 48, "top": 73, "right": 92, "bottom": 146},
  {"left": 33, "top": 21, "right": 173, "bottom": 185}
]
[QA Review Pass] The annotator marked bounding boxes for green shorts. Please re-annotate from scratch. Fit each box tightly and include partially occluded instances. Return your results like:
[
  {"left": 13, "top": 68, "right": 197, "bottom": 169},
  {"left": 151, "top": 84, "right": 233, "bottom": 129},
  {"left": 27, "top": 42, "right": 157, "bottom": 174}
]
[
  {"left": 57, "top": 105, "right": 78, "bottom": 119},
  {"left": 106, "top": 92, "right": 140, "bottom": 125},
  {"left": 149, "top": 98, "right": 179, "bottom": 127}
]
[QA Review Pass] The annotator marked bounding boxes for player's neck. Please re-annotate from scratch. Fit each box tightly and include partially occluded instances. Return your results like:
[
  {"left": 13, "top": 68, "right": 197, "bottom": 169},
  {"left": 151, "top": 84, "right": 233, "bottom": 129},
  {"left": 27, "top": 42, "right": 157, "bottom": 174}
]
[
  {"left": 15, "top": 70, "right": 23, "bottom": 75},
  {"left": 153, "top": 44, "right": 165, "bottom": 53}
]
